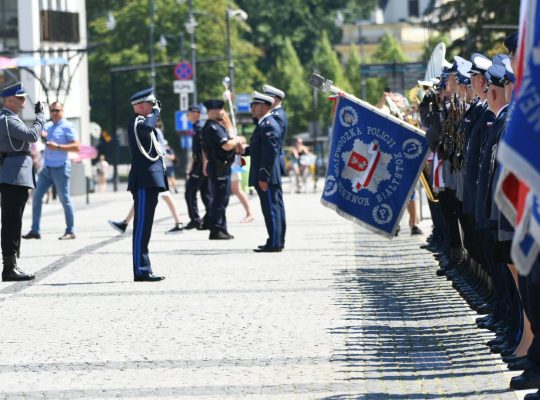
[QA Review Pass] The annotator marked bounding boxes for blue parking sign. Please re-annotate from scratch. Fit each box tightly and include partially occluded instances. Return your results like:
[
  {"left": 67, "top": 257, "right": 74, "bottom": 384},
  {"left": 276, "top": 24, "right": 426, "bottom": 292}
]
[
  {"left": 175, "top": 111, "right": 193, "bottom": 131},
  {"left": 236, "top": 93, "right": 251, "bottom": 114}
]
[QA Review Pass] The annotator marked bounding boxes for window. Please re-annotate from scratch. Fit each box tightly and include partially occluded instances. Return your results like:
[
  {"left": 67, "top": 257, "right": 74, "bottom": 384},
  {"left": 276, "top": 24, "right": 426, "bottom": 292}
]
[
  {"left": 41, "top": 10, "right": 80, "bottom": 43},
  {"left": 0, "top": 0, "right": 19, "bottom": 52},
  {"left": 408, "top": 0, "right": 420, "bottom": 17}
]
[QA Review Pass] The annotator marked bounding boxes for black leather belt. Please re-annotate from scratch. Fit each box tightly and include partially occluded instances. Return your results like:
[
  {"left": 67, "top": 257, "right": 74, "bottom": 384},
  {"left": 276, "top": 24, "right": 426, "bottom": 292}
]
[{"left": 2, "top": 151, "right": 31, "bottom": 157}]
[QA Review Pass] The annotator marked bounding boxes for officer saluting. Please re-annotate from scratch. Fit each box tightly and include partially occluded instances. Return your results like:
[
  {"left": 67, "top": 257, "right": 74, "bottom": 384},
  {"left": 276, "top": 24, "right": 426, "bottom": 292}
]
[
  {"left": 126, "top": 88, "right": 166, "bottom": 282},
  {"left": 239, "top": 91, "right": 284, "bottom": 252},
  {"left": 201, "top": 99, "right": 237, "bottom": 240},
  {"left": 0, "top": 82, "right": 45, "bottom": 281}
]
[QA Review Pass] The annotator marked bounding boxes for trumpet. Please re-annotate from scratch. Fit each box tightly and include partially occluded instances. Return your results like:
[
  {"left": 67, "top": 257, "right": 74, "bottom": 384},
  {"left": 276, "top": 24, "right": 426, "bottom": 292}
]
[{"left": 419, "top": 166, "right": 439, "bottom": 202}]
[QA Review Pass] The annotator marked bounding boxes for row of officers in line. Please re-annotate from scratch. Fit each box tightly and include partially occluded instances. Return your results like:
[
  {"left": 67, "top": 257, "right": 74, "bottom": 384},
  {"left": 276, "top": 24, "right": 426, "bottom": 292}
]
[{"left": 418, "top": 31, "right": 540, "bottom": 398}]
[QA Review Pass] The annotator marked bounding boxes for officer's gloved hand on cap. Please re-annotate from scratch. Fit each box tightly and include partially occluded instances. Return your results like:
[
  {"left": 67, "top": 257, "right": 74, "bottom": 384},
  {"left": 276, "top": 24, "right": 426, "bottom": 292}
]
[
  {"left": 34, "top": 101, "right": 44, "bottom": 114},
  {"left": 153, "top": 100, "right": 162, "bottom": 112}
]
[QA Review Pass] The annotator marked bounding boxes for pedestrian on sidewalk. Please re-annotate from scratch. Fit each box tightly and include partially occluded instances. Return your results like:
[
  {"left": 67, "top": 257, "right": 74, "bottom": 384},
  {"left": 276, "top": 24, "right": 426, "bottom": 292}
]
[
  {"left": 125, "top": 87, "right": 166, "bottom": 282},
  {"left": 237, "top": 91, "right": 284, "bottom": 252},
  {"left": 0, "top": 82, "right": 45, "bottom": 281},
  {"left": 23, "top": 101, "right": 80, "bottom": 241},
  {"left": 231, "top": 136, "right": 254, "bottom": 223}
]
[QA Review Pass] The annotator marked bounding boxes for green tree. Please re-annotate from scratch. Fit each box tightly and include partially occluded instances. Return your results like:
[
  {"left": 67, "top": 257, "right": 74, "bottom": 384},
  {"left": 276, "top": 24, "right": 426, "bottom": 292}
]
[
  {"left": 267, "top": 37, "right": 311, "bottom": 140},
  {"left": 235, "top": 0, "right": 349, "bottom": 73},
  {"left": 363, "top": 31, "right": 407, "bottom": 105},
  {"left": 421, "top": 33, "right": 451, "bottom": 63},
  {"left": 372, "top": 31, "right": 407, "bottom": 63},
  {"left": 87, "top": 0, "right": 262, "bottom": 142},
  {"left": 429, "top": 0, "right": 519, "bottom": 55},
  {"left": 311, "top": 31, "right": 351, "bottom": 134},
  {"left": 345, "top": 44, "right": 362, "bottom": 98}
]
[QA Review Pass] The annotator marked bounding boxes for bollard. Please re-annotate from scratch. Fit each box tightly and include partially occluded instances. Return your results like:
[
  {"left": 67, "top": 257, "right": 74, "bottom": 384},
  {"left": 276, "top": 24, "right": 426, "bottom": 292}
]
[{"left": 86, "top": 177, "right": 90, "bottom": 204}]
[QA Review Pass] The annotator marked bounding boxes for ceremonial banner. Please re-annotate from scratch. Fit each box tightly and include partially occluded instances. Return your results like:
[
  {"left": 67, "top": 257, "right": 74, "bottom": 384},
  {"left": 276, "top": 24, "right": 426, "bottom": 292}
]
[
  {"left": 321, "top": 95, "right": 429, "bottom": 239},
  {"left": 497, "top": 0, "right": 539, "bottom": 196},
  {"left": 495, "top": 0, "right": 540, "bottom": 274}
]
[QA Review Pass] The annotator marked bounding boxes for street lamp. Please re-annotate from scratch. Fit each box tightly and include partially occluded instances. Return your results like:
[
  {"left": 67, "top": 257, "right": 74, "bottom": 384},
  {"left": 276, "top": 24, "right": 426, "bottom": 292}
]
[
  {"left": 185, "top": 13, "right": 197, "bottom": 103},
  {"left": 225, "top": 8, "right": 248, "bottom": 94},
  {"left": 149, "top": 0, "right": 156, "bottom": 88}
]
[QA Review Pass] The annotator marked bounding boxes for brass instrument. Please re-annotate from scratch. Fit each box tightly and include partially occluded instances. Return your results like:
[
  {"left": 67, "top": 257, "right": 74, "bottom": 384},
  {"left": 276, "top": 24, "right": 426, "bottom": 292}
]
[{"left": 420, "top": 166, "right": 439, "bottom": 202}]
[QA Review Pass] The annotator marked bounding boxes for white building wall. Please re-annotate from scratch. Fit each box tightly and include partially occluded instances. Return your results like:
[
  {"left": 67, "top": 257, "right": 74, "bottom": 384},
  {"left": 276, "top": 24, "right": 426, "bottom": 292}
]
[{"left": 17, "top": 0, "right": 90, "bottom": 148}]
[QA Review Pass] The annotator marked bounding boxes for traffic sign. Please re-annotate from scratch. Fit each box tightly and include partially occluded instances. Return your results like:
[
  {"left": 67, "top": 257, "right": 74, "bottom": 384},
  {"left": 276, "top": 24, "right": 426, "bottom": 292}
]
[
  {"left": 175, "top": 111, "right": 193, "bottom": 131},
  {"left": 173, "top": 80, "right": 194, "bottom": 94},
  {"left": 174, "top": 61, "right": 193, "bottom": 80},
  {"left": 236, "top": 93, "right": 251, "bottom": 113}
]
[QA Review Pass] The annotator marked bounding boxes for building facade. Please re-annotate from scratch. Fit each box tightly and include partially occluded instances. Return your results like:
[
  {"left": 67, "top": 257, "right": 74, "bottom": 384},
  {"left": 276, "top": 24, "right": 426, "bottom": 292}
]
[{"left": 0, "top": 0, "right": 90, "bottom": 150}]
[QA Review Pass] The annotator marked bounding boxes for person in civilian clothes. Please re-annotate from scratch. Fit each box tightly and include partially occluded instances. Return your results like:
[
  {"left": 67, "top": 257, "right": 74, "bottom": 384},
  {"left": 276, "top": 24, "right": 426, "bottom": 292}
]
[
  {"left": 0, "top": 82, "right": 45, "bottom": 281},
  {"left": 238, "top": 91, "right": 284, "bottom": 252},
  {"left": 23, "top": 101, "right": 80, "bottom": 240},
  {"left": 126, "top": 88, "right": 166, "bottom": 282}
]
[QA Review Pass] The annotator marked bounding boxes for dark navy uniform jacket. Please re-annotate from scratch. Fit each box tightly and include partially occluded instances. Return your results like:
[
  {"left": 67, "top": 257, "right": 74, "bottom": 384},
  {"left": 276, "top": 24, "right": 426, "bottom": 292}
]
[
  {"left": 462, "top": 103, "right": 494, "bottom": 215},
  {"left": 270, "top": 106, "right": 288, "bottom": 175},
  {"left": 474, "top": 106, "right": 507, "bottom": 230},
  {"left": 202, "top": 120, "right": 234, "bottom": 178},
  {"left": 245, "top": 113, "right": 282, "bottom": 187},
  {"left": 127, "top": 110, "right": 168, "bottom": 192}
]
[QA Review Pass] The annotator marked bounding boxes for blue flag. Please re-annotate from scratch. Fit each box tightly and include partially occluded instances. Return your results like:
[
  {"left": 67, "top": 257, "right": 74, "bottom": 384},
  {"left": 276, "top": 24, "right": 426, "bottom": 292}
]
[{"left": 321, "top": 95, "right": 429, "bottom": 239}]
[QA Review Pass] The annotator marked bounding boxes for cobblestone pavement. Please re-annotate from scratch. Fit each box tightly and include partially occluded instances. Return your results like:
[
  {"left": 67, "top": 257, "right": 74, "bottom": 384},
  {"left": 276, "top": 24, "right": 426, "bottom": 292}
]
[{"left": 0, "top": 182, "right": 531, "bottom": 399}]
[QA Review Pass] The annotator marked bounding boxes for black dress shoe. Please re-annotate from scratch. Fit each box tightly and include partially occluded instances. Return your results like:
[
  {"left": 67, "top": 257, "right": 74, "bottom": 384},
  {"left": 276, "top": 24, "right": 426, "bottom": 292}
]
[
  {"left": 524, "top": 390, "right": 540, "bottom": 400},
  {"left": 2, "top": 267, "right": 35, "bottom": 282},
  {"left": 510, "top": 366, "right": 540, "bottom": 390},
  {"left": 253, "top": 246, "right": 282, "bottom": 253},
  {"left": 134, "top": 273, "right": 165, "bottom": 282},
  {"left": 209, "top": 231, "right": 234, "bottom": 240},
  {"left": 184, "top": 220, "right": 203, "bottom": 230},
  {"left": 508, "top": 357, "right": 531, "bottom": 371},
  {"left": 22, "top": 231, "right": 41, "bottom": 239}
]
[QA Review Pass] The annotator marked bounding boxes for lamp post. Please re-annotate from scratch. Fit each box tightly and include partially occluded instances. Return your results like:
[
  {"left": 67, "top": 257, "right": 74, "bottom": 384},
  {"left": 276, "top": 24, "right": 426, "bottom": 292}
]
[
  {"left": 225, "top": 8, "right": 248, "bottom": 94},
  {"left": 149, "top": 0, "right": 156, "bottom": 88},
  {"left": 185, "top": 1, "right": 197, "bottom": 104}
]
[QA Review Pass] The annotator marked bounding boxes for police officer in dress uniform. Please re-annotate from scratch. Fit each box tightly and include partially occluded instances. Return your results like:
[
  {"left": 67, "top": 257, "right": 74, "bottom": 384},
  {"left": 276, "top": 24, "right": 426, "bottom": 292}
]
[
  {"left": 201, "top": 99, "right": 237, "bottom": 240},
  {"left": 239, "top": 91, "right": 284, "bottom": 252},
  {"left": 263, "top": 84, "right": 287, "bottom": 249},
  {"left": 0, "top": 82, "right": 45, "bottom": 281},
  {"left": 127, "top": 88, "right": 166, "bottom": 282},
  {"left": 184, "top": 104, "right": 212, "bottom": 230}
]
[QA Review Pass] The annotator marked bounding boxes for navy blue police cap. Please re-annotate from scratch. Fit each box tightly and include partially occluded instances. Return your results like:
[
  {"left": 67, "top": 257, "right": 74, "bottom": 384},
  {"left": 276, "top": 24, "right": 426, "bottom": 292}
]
[
  {"left": 0, "top": 82, "right": 28, "bottom": 97},
  {"left": 130, "top": 87, "right": 156, "bottom": 105},
  {"left": 457, "top": 71, "right": 471, "bottom": 86},
  {"left": 203, "top": 99, "right": 225, "bottom": 110},
  {"left": 492, "top": 54, "right": 516, "bottom": 84},
  {"left": 188, "top": 104, "right": 201, "bottom": 112},
  {"left": 469, "top": 53, "right": 492, "bottom": 75},
  {"left": 504, "top": 31, "right": 518, "bottom": 55},
  {"left": 486, "top": 65, "right": 510, "bottom": 88}
]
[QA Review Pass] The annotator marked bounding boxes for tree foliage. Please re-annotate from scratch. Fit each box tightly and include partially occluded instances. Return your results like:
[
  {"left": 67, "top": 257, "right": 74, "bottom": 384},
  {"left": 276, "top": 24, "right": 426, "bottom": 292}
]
[
  {"left": 268, "top": 38, "right": 311, "bottom": 140},
  {"left": 87, "top": 0, "right": 260, "bottom": 140},
  {"left": 429, "top": 0, "right": 519, "bottom": 55}
]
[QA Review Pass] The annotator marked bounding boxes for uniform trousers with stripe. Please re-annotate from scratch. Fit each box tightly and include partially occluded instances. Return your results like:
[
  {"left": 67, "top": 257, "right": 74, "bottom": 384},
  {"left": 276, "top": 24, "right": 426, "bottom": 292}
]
[
  {"left": 0, "top": 184, "right": 28, "bottom": 258},
  {"left": 256, "top": 184, "right": 284, "bottom": 249},
  {"left": 131, "top": 187, "right": 159, "bottom": 277}
]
